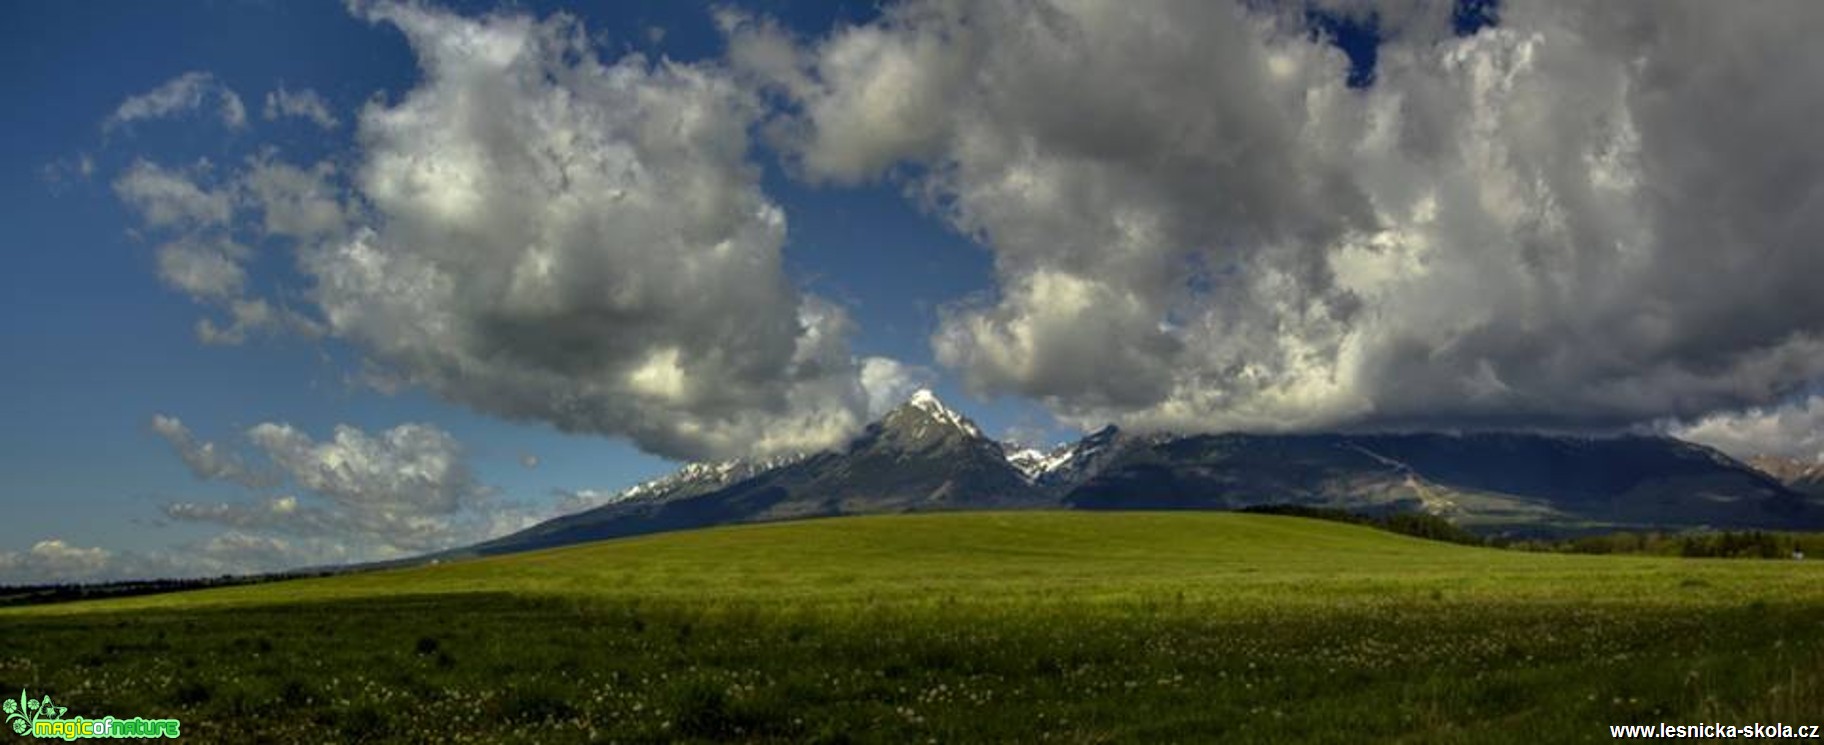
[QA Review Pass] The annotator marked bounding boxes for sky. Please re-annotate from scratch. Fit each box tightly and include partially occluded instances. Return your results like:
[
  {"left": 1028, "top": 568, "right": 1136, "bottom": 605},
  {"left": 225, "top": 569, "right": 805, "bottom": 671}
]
[{"left": 4, "top": 0, "right": 1823, "bottom": 583}]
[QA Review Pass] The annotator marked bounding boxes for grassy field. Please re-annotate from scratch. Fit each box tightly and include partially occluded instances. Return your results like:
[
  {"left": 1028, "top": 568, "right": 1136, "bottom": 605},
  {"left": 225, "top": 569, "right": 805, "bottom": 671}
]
[{"left": 3, "top": 511, "right": 1821, "bottom": 742}]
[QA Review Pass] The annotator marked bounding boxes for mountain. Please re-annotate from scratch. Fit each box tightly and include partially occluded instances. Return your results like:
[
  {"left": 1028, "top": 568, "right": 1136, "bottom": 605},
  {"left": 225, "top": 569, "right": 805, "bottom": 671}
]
[
  {"left": 462, "top": 389, "right": 1046, "bottom": 556},
  {"left": 459, "top": 392, "right": 1824, "bottom": 557},
  {"left": 1749, "top": 455, "right": 1824, "bottom": 498},
  {"left": 1067, "top": 432, "right": 1818, "bottom": 533}
]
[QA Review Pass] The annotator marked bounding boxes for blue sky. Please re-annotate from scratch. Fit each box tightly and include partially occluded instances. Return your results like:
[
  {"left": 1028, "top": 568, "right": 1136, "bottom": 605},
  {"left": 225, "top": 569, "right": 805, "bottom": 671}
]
[{"left": 9, "top": 0, "right": 1824, "bottom": 582}]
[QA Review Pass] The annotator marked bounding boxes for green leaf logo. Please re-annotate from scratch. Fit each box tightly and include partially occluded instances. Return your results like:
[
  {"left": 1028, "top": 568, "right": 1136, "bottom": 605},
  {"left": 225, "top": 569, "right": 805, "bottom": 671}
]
[{"left": 6, "top": 688, "right": 65, "bottom": 736}]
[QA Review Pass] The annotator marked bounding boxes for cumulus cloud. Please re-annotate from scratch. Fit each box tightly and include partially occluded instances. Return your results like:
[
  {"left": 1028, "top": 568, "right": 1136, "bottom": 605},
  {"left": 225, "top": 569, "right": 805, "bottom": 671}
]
[
  {"left": 104, "top": 71, "right": 247, "bottom": 133},
  {"left": 1672, "top": 395, "right": 1824, "bottom": 463},
  {"left": 858, "top": 356, "right": 930, "bottom": 417},
  {"left": 289, "top": 1, "right": 886, "bottom": 460},
  {"left": 246, "top": 421, "right": 484, "bottom": 520},
  {"left": 113, "top": 160, "right": 233, "bottom": 228},
  {"left": 152, "top": 238, "right": 249, "bottom": 301},
  {"left": 154, "top": 418, "right": 535, "bottom": 558},
  {"left": 0, "top": 540, "right": 114, "bottom": 584},
  {"left": 151, "top": 414, "right": 274, "bottom": 487},
  {"left": 164, "top": 495, "right": 307, "bottom": 530},
  {"left": 194, "top": 297, "right": 323, "bottom": 346},
  {"left": 110, "top": 156, "right": 331, "bottom": 344},
  {"left": 0, "top": 533, "right": 358, "bottom": 585},
  {"left": 102, "top": 3, "right": 905, "bottom": 460},
  {"left": 240, "top": 155, "right": 349, "bottom": 240},
  {"left": 736, "top": 0, "right": 1824, "bottom": 436},
  {"left": 263, "top": 86, "right": 340, "bottom": 129},
  {"left": 220, "top": 89, "right": 248, "bottom": 129},
  {"left": 191, "top": 531, "right": 317, "bottom": 572}
]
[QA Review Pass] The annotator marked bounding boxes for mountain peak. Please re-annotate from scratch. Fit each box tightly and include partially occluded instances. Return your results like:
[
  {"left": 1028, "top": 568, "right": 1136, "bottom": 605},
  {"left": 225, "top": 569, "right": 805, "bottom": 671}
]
[
  {"left": 900, "top": 388, "right": 982, "bottom": 438},
  {"left": 907, "top": 388, "right": 948, "bottom": 413}
]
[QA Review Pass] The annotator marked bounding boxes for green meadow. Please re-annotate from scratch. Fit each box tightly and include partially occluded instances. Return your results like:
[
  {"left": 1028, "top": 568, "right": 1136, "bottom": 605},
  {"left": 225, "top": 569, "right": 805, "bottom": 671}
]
[{"left": 3, "top": 512, "right": 1821, "bottom": 742}]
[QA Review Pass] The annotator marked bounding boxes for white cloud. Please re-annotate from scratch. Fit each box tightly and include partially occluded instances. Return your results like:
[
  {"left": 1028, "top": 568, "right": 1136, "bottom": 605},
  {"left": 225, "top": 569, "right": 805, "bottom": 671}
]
[
  {"left": 239, "top": 155, "right": 349, "bottom": 240},
  {"left": 153, "top": 238, "right": 248, "bottom": 301},
  {"left": 0, "top": 540, "right": 114, "bottom": 584},
  {"left": 0, "top": 532, "right": 362, "bottom": 585},
  {"left": 19, "top": 419, "right": 517, "bottom": 583},
  {"left": 552, "top": 488, "right": 619, "bottom": 515},
  {"left": 1671, "top": 395, "right": 1824, "bottom": 463},
  {"left": 220, "top": 89, "right": 247, "bottom": 130},
  {"left": 293, "top": 1, "right": 885, "bottom": 460},
  {"left": 246, "top": 421, "right": 483, "bottom": 520},
  {"left": 192, "top": 531, "right": 307, "bottom": 571},
  {"left": 194, "top": 298, "right": 324, "bottom": 346},
  {"left": 153, "top": 418, "right": 538, "bottom": 561},
  {"left": 858, "top": 356, "right": 929, "bottom": 417},
  {"left": 104, "top": 3, "right": 905, "bottom": 460},
  {"left": 111, "top": 155, "right": 338, "bottom": 345},
  {"left": 741, "top": 0, "right": 1824, "bottom": 436},
  {"left": 150, "top": 414, "right": 273, "bottom": 487},
  {"left": 105, "top": 71, "right": 246, "bottom": 133},
  {"left": 263, "top": 86, "right": 340, "bottom": 129},
  {"left": 113, "top": 160, "right": 233, "bottom": 228}
]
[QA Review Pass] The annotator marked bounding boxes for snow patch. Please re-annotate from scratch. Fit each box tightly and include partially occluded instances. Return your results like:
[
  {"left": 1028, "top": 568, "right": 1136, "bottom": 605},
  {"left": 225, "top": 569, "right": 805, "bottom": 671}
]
[
  {"left": 907, "top": 388, "right": 983, "bottom": 438},
  {"left": 612, "top": 453, "right": 805, "bottom": 504},
  {"left": 1003, "top": 434, "right": 1108, "bottom": 483}
]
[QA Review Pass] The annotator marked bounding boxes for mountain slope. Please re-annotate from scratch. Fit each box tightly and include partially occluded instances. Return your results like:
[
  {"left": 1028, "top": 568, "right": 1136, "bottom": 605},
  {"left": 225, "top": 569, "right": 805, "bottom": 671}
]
[
  {"left": 1067, "top": 432, "right": 1816, "bottom": 532},
  {"left": 464, "top": 390, "right": 1044, "bottom": 556}
]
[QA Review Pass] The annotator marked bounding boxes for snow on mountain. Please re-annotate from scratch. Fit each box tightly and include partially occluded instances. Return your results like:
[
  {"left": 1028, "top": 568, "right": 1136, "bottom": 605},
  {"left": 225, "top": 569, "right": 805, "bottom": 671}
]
[
  {"left": 1002, "top": 425, "right": 1126, "bottom": 486},
  {"left": 1004, "top": 444, "right": 1081, "bottom": 481},
  {"left": 1005, "top": 448, "right": 1050, "bottom": 479},
  {"left": 907, "top": 389, "right": 983, "bottom": 438},
  {"left": 608, "top": 453, "right": 807, "bottom": 506},
  {"left": 581, "top": 389, "right": 1134, "bottom": 517},
  {"left": 1749, "top": 454, "right": 1824, "bottom": 497}
]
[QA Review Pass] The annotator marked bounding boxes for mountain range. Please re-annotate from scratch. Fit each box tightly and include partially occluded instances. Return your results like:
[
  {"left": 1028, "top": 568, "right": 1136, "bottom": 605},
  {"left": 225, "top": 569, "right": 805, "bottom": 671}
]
[{"left": 458, "top": 390, "right": 1824, "bottom": 557}]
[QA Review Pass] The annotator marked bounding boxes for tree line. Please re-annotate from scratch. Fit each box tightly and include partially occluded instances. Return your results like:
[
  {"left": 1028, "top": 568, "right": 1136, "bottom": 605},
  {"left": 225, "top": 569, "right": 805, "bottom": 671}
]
[{"left": 1240, "top": 504, "right": 1818, "bottom": 558}]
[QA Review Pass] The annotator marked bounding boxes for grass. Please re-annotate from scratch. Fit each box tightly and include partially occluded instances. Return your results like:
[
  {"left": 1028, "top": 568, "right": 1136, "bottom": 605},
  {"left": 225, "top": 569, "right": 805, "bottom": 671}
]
[{"left": 2, "top": 511, "right": 1821, "bottom": 742}]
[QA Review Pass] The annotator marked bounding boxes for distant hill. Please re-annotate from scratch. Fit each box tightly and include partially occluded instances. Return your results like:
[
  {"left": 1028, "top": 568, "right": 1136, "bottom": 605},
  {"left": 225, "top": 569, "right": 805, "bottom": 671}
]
[{"left": 456, "top": 391, "right": 1823, "bottom": 558}]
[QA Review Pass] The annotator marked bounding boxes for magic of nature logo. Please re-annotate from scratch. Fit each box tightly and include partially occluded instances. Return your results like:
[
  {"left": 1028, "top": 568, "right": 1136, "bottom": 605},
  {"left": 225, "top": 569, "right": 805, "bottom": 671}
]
[{"left": 6, "top": 689, "right": 179, "bottom": 740}]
